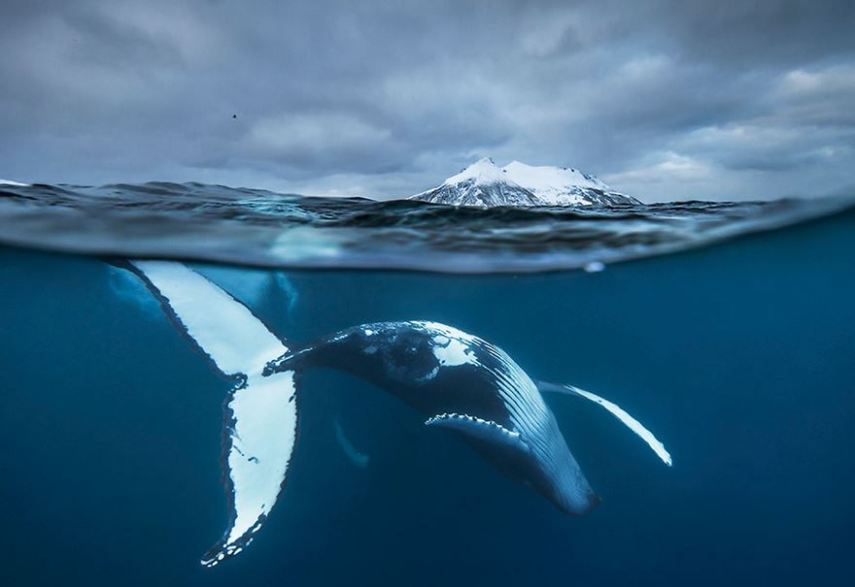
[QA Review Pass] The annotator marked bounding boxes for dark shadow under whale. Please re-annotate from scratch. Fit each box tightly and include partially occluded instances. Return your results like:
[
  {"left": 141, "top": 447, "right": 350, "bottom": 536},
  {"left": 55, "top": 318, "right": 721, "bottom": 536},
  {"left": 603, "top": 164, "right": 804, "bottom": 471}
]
[{"left": 124, "top": 260, "right": 672, "bottom": 568}]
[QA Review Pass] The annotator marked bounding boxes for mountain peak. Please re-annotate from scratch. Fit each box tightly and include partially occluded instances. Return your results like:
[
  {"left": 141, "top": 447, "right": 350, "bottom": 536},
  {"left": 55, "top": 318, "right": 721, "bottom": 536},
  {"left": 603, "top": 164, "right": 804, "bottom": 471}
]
[
  {"left": 444, "top": 157, "right": 507, "bottom": 187},
  {"left": 410, "top": 158, "right": 640, "bottom": 208}
]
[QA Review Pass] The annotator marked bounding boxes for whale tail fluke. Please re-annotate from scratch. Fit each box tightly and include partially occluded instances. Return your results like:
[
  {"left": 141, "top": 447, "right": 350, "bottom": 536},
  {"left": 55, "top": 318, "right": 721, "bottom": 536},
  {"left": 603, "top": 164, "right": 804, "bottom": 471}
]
[
  {"left": 127, "top": 261, "right": 297, "bottom": 567},
  {"left": 536, "top": 380, "right": 672, "bottom": 467}
]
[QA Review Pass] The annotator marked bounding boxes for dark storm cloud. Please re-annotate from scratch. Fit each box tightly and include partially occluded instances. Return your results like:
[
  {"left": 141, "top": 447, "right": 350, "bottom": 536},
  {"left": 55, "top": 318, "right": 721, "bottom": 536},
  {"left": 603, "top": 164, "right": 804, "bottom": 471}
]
[{"left": 1, "top": 0, "right": 854, "bottom": 201}]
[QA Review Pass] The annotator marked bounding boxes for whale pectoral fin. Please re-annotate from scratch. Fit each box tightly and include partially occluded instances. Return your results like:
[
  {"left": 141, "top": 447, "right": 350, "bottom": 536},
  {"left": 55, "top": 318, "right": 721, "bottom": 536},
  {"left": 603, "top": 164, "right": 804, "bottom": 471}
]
[
  {"left": 334, "top": 419, "right": 370, "bottom": 469},
  {"left": 536, "top": 380, "right": 672, "bottom": 466},
  {"left": 424, "top": 413, "right": 530, "bottom": 454}
]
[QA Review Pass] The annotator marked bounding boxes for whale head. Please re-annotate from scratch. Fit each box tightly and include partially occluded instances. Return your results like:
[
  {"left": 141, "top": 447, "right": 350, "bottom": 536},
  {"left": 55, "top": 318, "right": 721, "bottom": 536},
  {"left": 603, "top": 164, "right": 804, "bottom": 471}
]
[
  {"left": 279, "top": 320, "right": 603, "bottom": 515},
  {"left": 379, "top": 322, "right": 603, "bottom": 516},
  {"left": 524, "top": 413, "right": 601, "bottom": 515}
]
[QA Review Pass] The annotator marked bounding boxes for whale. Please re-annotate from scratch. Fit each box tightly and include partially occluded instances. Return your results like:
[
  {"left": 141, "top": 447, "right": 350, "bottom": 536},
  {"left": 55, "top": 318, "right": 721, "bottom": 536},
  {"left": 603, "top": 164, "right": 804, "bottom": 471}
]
[{"left": 124, "top": 260, "right": 671, "bottom": 567}]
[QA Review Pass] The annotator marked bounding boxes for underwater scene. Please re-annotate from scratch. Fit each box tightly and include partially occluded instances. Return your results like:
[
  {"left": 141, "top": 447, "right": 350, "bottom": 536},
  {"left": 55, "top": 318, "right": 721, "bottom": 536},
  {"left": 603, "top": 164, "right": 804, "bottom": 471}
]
[{"left": 1, "top": 182, "right": 854, "bottom": 586}]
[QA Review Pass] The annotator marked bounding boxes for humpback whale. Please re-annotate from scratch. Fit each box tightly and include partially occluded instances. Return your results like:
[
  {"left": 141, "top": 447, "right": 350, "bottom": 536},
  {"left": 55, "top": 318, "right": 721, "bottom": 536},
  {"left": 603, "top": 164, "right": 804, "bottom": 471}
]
[{"left": 125, "top": 260, "right": 671, "bottom": 568}]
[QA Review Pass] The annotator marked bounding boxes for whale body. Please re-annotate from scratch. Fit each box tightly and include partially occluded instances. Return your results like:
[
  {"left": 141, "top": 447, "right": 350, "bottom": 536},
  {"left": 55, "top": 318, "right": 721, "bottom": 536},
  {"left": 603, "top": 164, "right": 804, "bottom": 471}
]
[
  {"left": 124, "top": 260, "right": 671, "bottom": 568},
  {"left": 267, "top": 321, "right": 600, "bottom": 515}
]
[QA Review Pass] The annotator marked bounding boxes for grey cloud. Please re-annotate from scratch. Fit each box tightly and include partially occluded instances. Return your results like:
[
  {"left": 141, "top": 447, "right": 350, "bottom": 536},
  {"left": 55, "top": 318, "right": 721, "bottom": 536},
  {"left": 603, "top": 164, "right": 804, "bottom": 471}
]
[{"left": 0, "top": 0, "right": 853, "bottom": 201}]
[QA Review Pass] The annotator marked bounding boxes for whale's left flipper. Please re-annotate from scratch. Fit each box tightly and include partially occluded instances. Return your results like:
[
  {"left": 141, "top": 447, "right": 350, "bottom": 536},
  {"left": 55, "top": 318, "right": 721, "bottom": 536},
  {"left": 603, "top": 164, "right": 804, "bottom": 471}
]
[
  {"left": 127, "top": 261, "right": 297, "bottom": 567},
  {"left": 536, "top": 381, "right": 672, "bottom": 467},
  {"left": 334, "top": 419, "right": 370, "bottom": 468}
]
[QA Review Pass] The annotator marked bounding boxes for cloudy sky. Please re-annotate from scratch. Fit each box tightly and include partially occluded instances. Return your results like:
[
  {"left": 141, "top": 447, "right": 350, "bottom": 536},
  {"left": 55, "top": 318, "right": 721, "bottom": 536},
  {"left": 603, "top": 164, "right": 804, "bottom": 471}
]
[{"left": 1, "top": 0, "right": 854, "bottom": 202}]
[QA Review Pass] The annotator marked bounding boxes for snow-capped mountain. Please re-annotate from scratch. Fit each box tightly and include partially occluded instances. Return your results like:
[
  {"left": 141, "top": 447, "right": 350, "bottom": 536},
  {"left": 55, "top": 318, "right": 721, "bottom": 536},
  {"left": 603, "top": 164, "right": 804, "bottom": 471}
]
[{"left": 409, "top": 158, "right": 640, "bottom": 207}]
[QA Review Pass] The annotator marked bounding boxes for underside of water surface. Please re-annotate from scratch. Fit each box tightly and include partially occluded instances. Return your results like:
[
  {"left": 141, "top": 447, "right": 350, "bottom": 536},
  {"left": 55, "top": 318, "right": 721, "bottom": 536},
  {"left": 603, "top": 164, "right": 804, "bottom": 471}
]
[
  {"left": 2, "top": 181, "right": 853, "bottom": 272},
  {"left": 1, "top": 200, "right": 854, "bottom": 585}
]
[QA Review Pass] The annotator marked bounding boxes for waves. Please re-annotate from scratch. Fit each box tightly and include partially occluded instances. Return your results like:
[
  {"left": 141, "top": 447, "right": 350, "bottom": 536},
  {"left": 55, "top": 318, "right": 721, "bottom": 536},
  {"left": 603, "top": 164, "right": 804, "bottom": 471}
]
[{"left": 0, "top": 181, "right": 852, "bottom": 273}]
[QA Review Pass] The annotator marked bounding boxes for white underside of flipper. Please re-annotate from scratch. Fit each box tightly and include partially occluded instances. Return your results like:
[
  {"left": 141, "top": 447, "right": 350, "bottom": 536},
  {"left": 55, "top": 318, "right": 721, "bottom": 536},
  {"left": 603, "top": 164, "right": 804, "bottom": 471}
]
[
  {"left": 566, "top": 385, "right": 672, "bottom": 466},
  {"left": 129, "top": 261, "right": 297, "bottom": 567},
  {"left": 334, "top": 420, "right": 370, "bottom": 468},
  {"left": 537, "top": 380, "right": 672, "bottom": 466}
]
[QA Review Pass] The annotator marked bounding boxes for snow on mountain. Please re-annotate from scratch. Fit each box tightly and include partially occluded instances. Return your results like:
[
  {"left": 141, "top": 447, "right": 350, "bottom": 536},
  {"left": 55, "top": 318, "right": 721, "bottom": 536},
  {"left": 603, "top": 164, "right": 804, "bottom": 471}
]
[
  {"left": 409, "top": 158, "right": 540, "bottom": 207},
  {"left": 443, "top": 157, "right": 509, "bottom": 186},
  {"left": 409, "top": 158, "right": 639, "bottom": 208},
  {"left": 502, "top": 161, "right": 611, "bottom": 204}
]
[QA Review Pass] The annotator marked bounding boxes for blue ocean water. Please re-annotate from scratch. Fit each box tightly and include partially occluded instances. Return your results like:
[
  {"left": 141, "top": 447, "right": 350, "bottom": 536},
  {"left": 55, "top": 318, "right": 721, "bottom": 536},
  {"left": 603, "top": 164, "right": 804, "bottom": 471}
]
[{"left": 1, "top": 186, "right": 854, "bottom": 585}]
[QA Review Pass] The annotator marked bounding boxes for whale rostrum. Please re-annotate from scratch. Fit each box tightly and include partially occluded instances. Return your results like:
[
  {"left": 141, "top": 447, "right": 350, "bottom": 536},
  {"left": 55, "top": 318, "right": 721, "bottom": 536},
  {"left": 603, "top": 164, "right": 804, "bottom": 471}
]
[{"left": 125, "top": 260, "right": 672, "bottom": 568}]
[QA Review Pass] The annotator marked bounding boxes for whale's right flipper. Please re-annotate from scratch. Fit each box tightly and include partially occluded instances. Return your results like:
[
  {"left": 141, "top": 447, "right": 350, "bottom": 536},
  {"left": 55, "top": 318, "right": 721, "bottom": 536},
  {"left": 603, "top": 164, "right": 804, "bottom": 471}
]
[
  {"left": 127, "top": 261, "right": 297, "bottom": 567},
  {"left": 536, "top": 380, "right": 672, "bottom": 466},
  {"left": 425, "top": 413, "right": 531, "bottom": 455}
]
